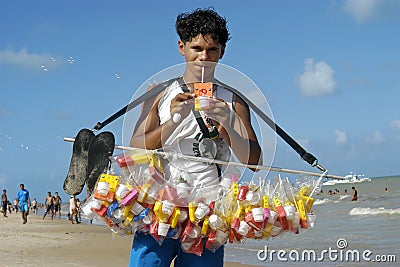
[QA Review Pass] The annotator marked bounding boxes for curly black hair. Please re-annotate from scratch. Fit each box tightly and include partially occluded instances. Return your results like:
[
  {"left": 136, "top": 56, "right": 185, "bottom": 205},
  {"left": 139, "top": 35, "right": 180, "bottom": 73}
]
[{"left": 175, "top": 8, "right": 230, "bottom": 46}]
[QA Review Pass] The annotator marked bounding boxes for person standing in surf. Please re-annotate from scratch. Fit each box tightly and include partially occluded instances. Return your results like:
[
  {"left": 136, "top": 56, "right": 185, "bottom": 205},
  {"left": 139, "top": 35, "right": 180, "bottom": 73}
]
[
  {"left": 129, "top": 8, "right": 261, "bottom": 267},
  {"left": 352, "top": 186, "right": 358, "bottom": 201}
]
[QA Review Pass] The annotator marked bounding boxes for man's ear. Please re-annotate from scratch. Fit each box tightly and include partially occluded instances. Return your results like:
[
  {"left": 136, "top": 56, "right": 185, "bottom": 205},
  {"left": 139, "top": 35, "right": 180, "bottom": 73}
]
[
  {"left": 178, "top": 40, "right": 185, "bottom": 56},
  {"left": 219, "top": 45, "right": 226, "bottom": 59}
]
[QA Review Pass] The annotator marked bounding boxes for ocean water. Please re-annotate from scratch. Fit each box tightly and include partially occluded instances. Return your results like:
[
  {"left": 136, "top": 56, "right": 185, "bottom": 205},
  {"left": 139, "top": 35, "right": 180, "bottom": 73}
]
[{"left": 224, "top": 176, "right": 400, "bottom": 266}]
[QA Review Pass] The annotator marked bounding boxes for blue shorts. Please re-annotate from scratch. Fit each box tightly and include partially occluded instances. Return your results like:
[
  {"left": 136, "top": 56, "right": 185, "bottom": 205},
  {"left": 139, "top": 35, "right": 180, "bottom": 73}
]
[
  {"left": 129, "top": 233, "right": 224, "bottom": 267},
  {"left": 18, "top": 202, "right": 29, "bottom": 212}
]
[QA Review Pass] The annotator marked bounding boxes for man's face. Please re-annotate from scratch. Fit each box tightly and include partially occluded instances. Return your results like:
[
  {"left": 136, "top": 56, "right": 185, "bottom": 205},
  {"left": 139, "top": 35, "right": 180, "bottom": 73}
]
[{"left": 178, "top": 34, "right": 225, "bottom": 80}]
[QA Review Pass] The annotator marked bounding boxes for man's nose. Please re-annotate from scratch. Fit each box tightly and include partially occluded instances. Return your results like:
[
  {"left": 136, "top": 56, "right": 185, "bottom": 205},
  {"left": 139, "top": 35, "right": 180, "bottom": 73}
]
[{"left": 199, "top": 50, "right": 209, "bottom": 61}]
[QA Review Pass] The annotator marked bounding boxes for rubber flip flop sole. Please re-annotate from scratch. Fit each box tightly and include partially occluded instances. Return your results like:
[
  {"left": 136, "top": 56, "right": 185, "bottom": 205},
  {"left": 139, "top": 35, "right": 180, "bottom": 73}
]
[
  {"left": 63, "top": 129, "right": 95, "bottom": 196},
  {"left": 86, "top": 131, "right": 115, "bottom": 195}
]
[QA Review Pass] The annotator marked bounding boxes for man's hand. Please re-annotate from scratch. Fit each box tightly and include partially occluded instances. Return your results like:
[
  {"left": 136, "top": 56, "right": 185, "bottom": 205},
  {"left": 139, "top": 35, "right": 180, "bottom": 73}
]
[
  {"left": 204, "top": 97, "right": 232, "bottom": 129},
  {"left": 170, "top": 93, "right": 195, "bottom": 123}
]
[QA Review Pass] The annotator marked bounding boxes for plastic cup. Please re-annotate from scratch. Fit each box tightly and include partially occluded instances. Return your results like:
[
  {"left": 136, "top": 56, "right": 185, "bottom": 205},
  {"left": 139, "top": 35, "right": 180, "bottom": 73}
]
[
  {"left": 189, "top": 224, "right": 202, "bottom": 238},
  {"left": 237, "top": 221, "right": 250, "bottom": 236},
  {"left": 131, "top": 202, "right": 145, "bottom": 215},
  {"left": 158, "top": 222, "right": 170, "bottom": 236},
  {"left": 181, "top": 239, "right": 195, "bottom": 250},
  {"left": 82, "top": 204, "right": 95, "bottom": 218},
  {"left": 97, "top": 182, "right": 110, "bottom": 196},
  {"left": 209, "top": 214, "right": 222, "bottom": 230},
  {"left": 246, "top": 191, "right": 260, "bottom": 205},
  {"left": 194, "top": 203, "right": 210, "bottom": 220},
  {"left": 113, "top": 209, "right": 125, "bottom": 220},
  {"left": 145, "top": 188, "right": 157, "bottom": 204},
  {"left": 142, "top": 212, "right": 153, "bottom": 225},
  {"left": 215, "top": 230, "right": 228, "bottom": 244},
  {"left": 219, "top": 177, "right": 231, "bottom": 189},
  {"left": 179, "top": 209, "right": 188, "bottom": 222},
  {"left": 270, "top": 225, "right": 282, "bottom": 236},
  {"left": 176, "top": 183, "right": 189, "bottom": 198},
  {"left": 307, "top": 214, "right": 317, "bottom": 228},
  {"left": 252, "top": 207, "right": 264, "bottom": 222},
  {"left": 268, "top": 210, "right": 278, "bottom": 224},
  {"left": 162, "top": 200, "right": 175, "bottom": 215},
  {"left": 198, "top": 96, "right": 210, "bottom": 109},
  {"left": 116, "top": 184, "right": 130, "bottom": 199},
  {"left": 284, "top": 205, "right": 295, "bottom": 220},
  {"left": 90, "top": 199, "right": 102, "bottom": 210}
]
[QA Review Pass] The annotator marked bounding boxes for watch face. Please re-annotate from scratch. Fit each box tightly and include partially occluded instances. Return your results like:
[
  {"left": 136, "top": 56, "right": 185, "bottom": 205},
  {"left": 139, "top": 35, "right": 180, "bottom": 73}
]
[{"left": 199, "top": 138, "right": 217, "bottom": 159}]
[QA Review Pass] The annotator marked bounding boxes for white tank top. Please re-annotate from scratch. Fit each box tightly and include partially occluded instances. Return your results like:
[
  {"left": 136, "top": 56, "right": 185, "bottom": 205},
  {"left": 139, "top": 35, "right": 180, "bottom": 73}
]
[{"left": 158, "top": 79, "right": 233, "bottom": 200}]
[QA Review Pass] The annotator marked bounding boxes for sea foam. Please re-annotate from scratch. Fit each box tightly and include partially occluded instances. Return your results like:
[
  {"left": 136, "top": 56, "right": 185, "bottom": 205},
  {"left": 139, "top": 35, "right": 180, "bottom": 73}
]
[
  {"left": 314, "top": 198, "right": 331, "bottom": 205},
  {"left": 349, "top": 207, "right": 400, "bottom": 216}
]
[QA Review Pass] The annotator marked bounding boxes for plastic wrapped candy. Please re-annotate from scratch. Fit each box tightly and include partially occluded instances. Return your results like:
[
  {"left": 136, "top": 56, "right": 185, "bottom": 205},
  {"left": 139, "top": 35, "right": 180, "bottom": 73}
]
[{"left": 86, "top": 151, "right": 320, "bottom": 257}]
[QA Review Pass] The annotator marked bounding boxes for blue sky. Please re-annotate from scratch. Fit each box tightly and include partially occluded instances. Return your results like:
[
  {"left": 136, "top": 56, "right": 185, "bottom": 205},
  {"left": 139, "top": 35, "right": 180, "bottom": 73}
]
[{"left": 1, "top": 0, "right": 399, "bottom": 201}]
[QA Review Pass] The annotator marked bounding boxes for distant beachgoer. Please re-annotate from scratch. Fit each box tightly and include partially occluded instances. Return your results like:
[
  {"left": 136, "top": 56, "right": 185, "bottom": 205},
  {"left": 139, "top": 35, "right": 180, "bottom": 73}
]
[
  {"left": 69, "top": 196, "right": 80, "bottom": 224},
  {"left": 344, "top": 189, "right": 348, "bottom": 194},
  {"left": 31, "top": 198, "right": 38, "bottom": 214},
  {"left": 7, "top": 201, "right": 12, "bottom": 214},
  {"left": 76, "top": 198, "right": 82, "bottom": 222},
  {"left": 385, "top": 187, "right": 388, "bottom": 192},
  {"left": 2, "top": 189, "right": 8, "bottom": 217},
  {"left": 13, "top": 198, "right": 18, "bottom": 213},
  {"left": 16, "top": 184, "right": 31, "bottom": 224},
  {"left": 43, "top": 192, "right": 55, "bottom": 220},
  {"left": 351, "top": 186, "right": 358, "bottom": 201},
  {"left": 53, "top": 192, "right": 62, "bottom": 219}
]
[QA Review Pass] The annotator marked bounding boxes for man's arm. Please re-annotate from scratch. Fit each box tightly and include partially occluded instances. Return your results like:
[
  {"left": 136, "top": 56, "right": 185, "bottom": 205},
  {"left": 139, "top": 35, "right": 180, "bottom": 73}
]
[
  {"left": 206, "top": 96, "right": 262, "bottom": 168},
  {"left": 130, "top": 86, "right": 194, "bottom": 149}
]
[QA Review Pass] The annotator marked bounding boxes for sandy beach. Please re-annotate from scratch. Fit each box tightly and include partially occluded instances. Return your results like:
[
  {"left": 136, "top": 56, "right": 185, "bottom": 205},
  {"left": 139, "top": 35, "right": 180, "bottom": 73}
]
[{"left": 0, "top": 212, "right": 255, "bottom": 267}]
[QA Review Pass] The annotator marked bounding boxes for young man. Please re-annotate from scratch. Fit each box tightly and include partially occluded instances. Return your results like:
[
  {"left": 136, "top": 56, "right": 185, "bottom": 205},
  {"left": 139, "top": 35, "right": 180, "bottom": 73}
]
[
  {"left": 43, "top": 192, "right": 55, "bottom": 220},
  {"left": 2, "top": 189, "right": 8, "bottom": 217},
  {"left": 69, "top": 196, "right": 80, "bottom": 224},
  {"left": 129, "top": 8, "right": 261, "bottom": 267},
  {"left": 16, "top": 184, "right": 31, "bottom": 224},
  {"left": 31, "top": 198, "right": 38, "bottom": 214},
  {"left": 53, "top": 192, "right": 62, "bottom": 219}
]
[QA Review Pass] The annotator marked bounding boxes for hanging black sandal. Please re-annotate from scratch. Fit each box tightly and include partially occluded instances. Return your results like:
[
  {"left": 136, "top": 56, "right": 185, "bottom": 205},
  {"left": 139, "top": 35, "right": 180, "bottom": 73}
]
[
  {"left": 63, "top": 128, "right": 95, "bottom": 196},
  {"left": 85, "top": 131, "right": 115, "bottom": 195}
]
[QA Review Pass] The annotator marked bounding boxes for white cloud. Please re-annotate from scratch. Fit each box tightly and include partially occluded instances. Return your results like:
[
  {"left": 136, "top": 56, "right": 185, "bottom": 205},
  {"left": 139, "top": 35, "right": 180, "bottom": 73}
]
[
  {"left": 343, "top": 0, "right": 400, "bottom": 22},
  {"left": 296, "top": 58, "right": 336, "bottom": 97},
  {"left": 390, "top": 119, "right": 400, "bottom": 131},
  {"left": 365, "top": 131, "right": 384, "bottom": 144},
  {"left": 0, "top": 48, "right": 64, "bottom": 70},
  {"left": 334, "top": 130, "right": 348, "bottom": 145}
]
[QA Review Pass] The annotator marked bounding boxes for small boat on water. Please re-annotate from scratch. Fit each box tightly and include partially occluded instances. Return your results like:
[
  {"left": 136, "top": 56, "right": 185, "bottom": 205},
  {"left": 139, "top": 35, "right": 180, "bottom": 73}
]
[{"left": 323, "top": 172, "right": 371, "bottom": 186}]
